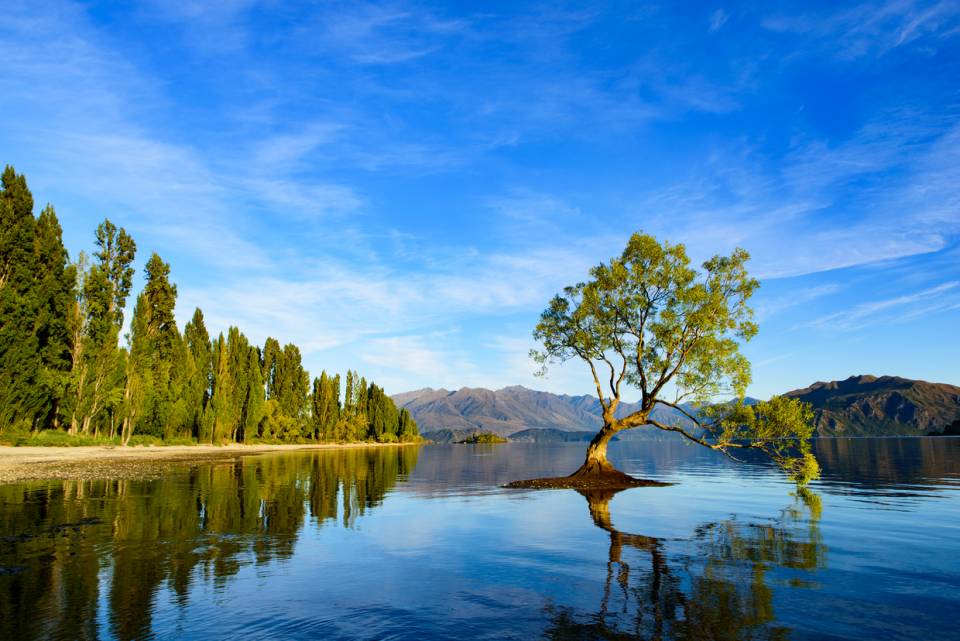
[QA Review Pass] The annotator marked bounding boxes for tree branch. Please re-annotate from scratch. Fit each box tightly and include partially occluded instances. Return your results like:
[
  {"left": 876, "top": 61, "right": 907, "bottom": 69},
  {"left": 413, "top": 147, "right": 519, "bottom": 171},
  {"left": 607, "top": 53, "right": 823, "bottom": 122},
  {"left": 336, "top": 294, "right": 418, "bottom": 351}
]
[
  {"left": 646, "top": 419, "right": 746, "bottom": 462},
  {"left": 575, "top": 347, "right": 609, "bottom": 413},
  {"left": 653, "top": 399, "right": 704, "bottom": 428}
]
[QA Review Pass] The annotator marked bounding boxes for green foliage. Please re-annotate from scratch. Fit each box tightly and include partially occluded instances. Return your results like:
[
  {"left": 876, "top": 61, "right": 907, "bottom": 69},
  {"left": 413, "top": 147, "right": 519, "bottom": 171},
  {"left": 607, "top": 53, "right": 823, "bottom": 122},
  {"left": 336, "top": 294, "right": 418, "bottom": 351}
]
[
  {"left": 311, "top": 371, "right": 341, "bottom": 441},
  {"left": 0, "top": 428, "right": 111, "bottom": 447},
  {"left": 258, "top": 399, "right": 300, "bottom": 442},
  {"left": 183, "top": 308, "right": 212, "bottom": 438},
  {"left": 68, "top": 218, "right": 137, "bottom": 438},
  {"left": 532, "top": 231, "right": 816, "bottom": 485},
  {"left": 0, "top": 167, "right": 53, "bottom": 430},
  {"left": 702, "top": 396, "right": 820, "bottom": 485},
  {"left": 0, "top": 165, "right": 419, "bottom": 448},
  {"left": 460, "top": 432, "right": 508, "bottom": 444}
]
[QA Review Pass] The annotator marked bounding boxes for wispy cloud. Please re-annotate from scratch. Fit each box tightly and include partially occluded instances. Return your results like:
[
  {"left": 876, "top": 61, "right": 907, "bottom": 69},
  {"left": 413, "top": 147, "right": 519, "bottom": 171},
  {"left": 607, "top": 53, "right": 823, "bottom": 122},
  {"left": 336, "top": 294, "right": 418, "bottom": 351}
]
[
  {"left": 3, "top": 0, "right": 959, "bottom": 397},
  {"left": 709, "top": 9, "right": 730, "bottom": 32},
  {"left": 807, "top": 281, "right": 960, "bottom": 331},
  {"left": 755, "top": 284, "right": 842, "bottom": 321},
  {"left": 763, "top": 0, "right": 960, "bottom": 59},
  {"left": 309, "top": 2, "right": 467, "bottom": 65},
  {"left": 632, "top": 111, "right": 960, "bottom": 278}
]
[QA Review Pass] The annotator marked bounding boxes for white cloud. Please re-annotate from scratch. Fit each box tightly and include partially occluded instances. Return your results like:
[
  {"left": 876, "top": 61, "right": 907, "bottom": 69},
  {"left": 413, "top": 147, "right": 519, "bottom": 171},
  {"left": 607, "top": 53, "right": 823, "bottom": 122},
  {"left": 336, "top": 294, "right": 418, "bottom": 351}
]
[
  {"left": 709, "top": 9, "right": 730, "bottom": 32},
  {"left": 807, "top": 281, "right": 960, "bottom": 331},
  {"left": 762, "top": 0, "right": 960, "bottom": 59}
]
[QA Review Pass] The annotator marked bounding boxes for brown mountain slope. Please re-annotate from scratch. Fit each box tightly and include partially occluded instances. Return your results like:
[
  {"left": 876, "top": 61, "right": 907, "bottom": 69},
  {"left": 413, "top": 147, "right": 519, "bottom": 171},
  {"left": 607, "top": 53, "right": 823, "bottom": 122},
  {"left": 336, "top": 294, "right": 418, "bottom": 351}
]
[
  {"left": 396, "top": 375, "right": 960, "bottom": 441},
  {"left": 784, "top": 375, "right": 960, "bottom": 436},
  {"left": 391, "top": 385, "right": 691, "bottom": 438}
]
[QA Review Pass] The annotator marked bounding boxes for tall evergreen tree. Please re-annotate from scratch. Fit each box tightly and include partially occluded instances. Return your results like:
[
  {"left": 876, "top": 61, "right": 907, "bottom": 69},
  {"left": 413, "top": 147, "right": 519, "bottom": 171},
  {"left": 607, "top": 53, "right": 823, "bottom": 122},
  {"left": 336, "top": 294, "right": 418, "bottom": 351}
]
[
  {"left": 204, "top": 333, "right": 234, "bottom": 444},
  {"left": 311, "top": 371, "right": 341, "bottom": 441},
  {"left": 183, "top": 308, "right": 212, "bottom": 439},
  {"left": 33, "top": 205, "right": 76, "bottom": 429},
  {"left": 0, "top": 167, "right": 420, "bottom": 444},
  {"left": 69, "top": 219, "right": 136, "bottom": 435},
  {"left": 0, "top": 166, "right": 42, "bottom": 430},
  {"left": 262, "top": 337, "right": 281, "bottom": 397},
  {"left": 271, "top": 343, "right": 309, "bottom": 427},
  {"left": 0, "top": 168, "right": 79, "bottom": 432},
  {"left": 120, "top": 295, "right": 152, "bottom": 445},
  {"left": 343, "top": 370, "right": 356, "bottom": 416},
  {"left": 240, "top": 345, "right": 264, "bottom": 443},
  {"left": 135, "top": 253, "right": 185, "bottom": 438}
]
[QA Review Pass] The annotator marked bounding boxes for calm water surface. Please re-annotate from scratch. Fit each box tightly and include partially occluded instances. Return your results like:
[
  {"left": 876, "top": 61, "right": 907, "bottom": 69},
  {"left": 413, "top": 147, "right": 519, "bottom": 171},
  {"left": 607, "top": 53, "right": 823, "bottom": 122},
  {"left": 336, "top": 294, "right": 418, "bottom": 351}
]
[{"left": 2, "top": 438, "right": 959, "bottom": 640}]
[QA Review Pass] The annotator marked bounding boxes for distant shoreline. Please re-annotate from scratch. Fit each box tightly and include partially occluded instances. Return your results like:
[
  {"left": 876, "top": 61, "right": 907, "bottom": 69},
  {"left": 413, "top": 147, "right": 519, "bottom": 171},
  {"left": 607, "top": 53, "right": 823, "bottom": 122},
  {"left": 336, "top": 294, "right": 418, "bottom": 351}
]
[{"left": 0, "top": 442, "right": 420, "bottom": 484}]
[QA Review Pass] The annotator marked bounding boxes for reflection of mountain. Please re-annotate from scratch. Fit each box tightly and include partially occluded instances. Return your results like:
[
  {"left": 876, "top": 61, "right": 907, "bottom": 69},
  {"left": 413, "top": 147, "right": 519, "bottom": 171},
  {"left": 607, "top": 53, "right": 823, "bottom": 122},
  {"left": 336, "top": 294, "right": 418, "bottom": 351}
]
[
  {"left": 395, "top": 385, "right": 691, "bottom": 438},
  {"left": 0, "top": 447, "right": 419, "bottom": 641},
  {"left": 542, "top": 489, "right": 825, "bottom": 640},
  {"left": 785, "top": 375, "right": 960, "bottom": 436},
  {"left": 812, "top": 437, "right": 960, "bottom": 491}
]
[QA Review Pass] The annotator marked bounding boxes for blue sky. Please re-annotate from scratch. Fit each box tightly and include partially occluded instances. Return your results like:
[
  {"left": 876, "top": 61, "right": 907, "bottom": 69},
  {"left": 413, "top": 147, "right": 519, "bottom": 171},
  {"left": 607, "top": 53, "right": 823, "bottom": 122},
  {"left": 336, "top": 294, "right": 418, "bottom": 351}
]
[{"left": 2, "top": 0, "right": 958, "bottom": 399}]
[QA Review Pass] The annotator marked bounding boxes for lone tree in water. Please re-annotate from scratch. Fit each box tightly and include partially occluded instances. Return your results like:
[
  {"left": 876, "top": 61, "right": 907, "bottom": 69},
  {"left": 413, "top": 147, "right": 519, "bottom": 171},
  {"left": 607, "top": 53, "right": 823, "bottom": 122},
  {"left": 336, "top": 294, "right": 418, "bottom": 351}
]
[{"left": 514, "top": 232, "right": 818, "bottom": 489}]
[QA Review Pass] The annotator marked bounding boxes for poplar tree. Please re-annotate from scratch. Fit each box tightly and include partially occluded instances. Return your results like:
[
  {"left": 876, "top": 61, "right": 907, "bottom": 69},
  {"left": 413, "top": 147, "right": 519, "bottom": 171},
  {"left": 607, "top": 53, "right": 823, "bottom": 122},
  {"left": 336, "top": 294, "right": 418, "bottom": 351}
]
[
  {"left": 344, "top": 371, "right": 355, "bottom": 416},
  {"left": 0, "top": 166, "right": 42, "bottom": 430},
  {"left": 0, "top": 168, "right": 77, "bottom": 432},
  {"left": 183, "top": 308, "right": 212, "bottom": 439},
  {"left": 33, "top": 205, "right": 76, "bottom": 429},
  {"left": 204, "top": 333, "right": 235, "bottom": 444},
  {"left": 327, "top": 373, "right": 341, "bottom": 440},
  {"left": 0, "top": 166, "right": 422, "bottom": 445},
  {"left": 311, "top": 371, "right": 341, "bottom": 441},
  {"left": 271, "top": 343, "right": 309, "bottom": 429},
  {"left": 70, "top": 219, "right": 136, "bottom": 435},
  {"left": 240, "top": 345, "right": 264, "bottom": 443},
  {"left": 120, "top": 295, "right": 152, "bottom": 445},
  {"left": 134, "top": 253, "right": 185, "bottom": 439},
  {"left": 262, "top": 337, "right": 281, "bottom": 397}
]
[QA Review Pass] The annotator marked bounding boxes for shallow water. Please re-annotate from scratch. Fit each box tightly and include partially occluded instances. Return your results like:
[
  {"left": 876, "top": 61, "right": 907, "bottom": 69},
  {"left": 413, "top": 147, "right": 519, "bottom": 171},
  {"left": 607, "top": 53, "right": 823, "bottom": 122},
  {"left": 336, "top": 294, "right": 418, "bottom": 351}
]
[{"left": 1, "top": 438, "right": 959, "bottom": 640}]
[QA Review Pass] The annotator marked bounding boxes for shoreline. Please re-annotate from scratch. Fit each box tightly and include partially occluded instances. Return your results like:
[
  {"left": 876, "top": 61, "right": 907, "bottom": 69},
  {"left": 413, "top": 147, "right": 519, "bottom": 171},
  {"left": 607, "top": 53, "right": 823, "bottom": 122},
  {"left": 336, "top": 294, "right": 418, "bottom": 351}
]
[{"left": 0, "top": 442, "right": 420, "bottom": 484}]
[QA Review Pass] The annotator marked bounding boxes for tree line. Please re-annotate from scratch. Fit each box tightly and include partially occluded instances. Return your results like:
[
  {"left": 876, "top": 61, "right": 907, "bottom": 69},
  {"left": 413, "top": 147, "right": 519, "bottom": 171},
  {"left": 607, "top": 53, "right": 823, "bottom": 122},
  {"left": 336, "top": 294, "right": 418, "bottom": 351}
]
[{"left": 0, "top": 165, "right": 418, "bottom": 444}]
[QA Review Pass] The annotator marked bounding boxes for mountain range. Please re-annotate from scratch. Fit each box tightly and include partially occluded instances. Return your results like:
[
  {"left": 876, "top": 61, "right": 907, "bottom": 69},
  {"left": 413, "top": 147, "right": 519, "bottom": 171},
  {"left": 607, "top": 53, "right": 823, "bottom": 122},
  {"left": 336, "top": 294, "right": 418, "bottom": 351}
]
[
  {"left": 785, "top": 375, "right": 960, "bottom": 436},
  {"left": 391, "top": 385, "right": 696, "bottom": 442},
  {"left": 393, "top": 375, "right": 960, "bottom": 442}
]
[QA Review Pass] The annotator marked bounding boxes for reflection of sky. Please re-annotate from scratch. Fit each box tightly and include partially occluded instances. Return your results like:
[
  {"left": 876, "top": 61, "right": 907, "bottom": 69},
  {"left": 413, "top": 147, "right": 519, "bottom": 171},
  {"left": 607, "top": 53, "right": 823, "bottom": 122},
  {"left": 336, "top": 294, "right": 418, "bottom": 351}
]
[{"left": 116, "top": 440, "right": 960, "bottom": 640}]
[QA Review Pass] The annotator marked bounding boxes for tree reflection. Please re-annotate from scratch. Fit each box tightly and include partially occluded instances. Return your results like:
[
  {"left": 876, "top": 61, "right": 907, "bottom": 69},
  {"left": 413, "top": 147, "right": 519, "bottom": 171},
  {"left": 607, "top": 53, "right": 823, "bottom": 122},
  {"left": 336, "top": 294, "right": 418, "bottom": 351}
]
[
  {"left": 0, "top": 447, "right": 420, "bottom": 641},
  {"left": 544, "top": 488, "right": 824, "bottom": 640}
]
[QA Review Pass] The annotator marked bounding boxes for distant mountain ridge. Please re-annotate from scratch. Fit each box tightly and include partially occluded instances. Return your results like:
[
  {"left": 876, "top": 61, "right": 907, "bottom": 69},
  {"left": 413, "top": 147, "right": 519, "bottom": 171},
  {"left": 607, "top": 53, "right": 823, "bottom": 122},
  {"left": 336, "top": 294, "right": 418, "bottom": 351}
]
[
  {"left": 784, "top": 375, "right": 960, "bottom": 436},
  {"left": 392, "top": 385, "right": 694, "bottom": 439},
  {"left": 394, "top": 375, "right": 960, "bottom": 441}
]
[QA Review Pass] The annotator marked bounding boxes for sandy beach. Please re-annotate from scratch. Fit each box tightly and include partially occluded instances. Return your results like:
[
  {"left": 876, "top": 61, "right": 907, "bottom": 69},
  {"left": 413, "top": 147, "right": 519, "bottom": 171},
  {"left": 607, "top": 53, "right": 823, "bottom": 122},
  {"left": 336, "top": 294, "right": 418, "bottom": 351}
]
[{"left": 0, "top": 442, "right": 416, "bottom": 484}]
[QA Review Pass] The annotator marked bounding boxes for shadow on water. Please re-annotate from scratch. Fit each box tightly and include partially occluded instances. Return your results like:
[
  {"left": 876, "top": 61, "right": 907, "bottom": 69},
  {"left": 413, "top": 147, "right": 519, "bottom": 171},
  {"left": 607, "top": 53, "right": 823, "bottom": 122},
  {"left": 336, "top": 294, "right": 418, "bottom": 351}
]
[
  {"left": 0, "top": 447, "right": 420, "bottom": 641},
  {"left": 543, "top": 487, "right": 825, "bottom": 641}
]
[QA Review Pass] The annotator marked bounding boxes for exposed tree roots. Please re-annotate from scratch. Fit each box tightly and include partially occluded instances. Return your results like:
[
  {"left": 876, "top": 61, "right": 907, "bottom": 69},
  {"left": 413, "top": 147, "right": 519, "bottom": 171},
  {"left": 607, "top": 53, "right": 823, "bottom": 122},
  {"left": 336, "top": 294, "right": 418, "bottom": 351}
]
[{"left": 505, "top": 459, "right": 672, "bottom": 490}]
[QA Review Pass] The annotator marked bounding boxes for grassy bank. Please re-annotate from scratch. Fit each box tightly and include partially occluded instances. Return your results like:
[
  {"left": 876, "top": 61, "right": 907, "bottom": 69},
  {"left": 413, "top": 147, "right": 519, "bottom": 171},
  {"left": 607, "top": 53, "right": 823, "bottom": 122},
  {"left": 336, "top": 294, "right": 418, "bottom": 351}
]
[{"left": 0, "top": 430, "right": 424, "bottom": 448}]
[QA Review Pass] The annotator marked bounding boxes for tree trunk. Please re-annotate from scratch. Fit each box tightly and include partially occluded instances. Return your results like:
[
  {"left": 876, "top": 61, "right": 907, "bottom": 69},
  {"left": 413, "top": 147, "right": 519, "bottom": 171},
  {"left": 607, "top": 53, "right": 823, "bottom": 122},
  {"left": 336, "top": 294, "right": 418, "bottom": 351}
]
[{"left": 571, "top": 423, "right": 622, "bottom": 478}]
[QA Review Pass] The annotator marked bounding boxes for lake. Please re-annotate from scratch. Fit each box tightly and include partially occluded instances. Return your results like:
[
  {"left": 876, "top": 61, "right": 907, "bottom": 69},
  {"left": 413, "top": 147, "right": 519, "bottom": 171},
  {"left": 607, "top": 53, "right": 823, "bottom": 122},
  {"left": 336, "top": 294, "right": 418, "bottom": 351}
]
[{"left": 2, "top": 438, "right": 959, "bottom": 640}]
